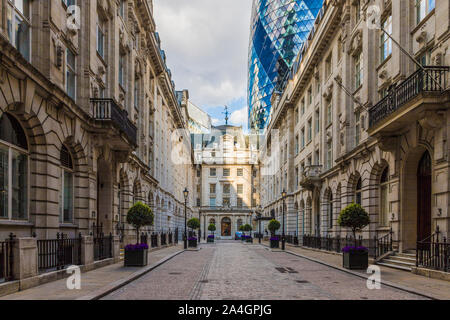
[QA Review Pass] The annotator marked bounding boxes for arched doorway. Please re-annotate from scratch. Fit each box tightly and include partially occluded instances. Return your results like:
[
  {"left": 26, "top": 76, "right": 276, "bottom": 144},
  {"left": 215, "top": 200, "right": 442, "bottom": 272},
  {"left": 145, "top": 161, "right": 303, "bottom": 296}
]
[
  {"left": 417, "top": 151, "right": 431, "bottom": 242},
  {"left": 221, "top": 217, "right": 231, "bottom": 237}
]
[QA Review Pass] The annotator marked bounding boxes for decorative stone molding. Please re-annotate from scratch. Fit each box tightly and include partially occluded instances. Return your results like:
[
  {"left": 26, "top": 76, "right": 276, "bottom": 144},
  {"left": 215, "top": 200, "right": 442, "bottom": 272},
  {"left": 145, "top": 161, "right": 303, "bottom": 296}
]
[
  {"left": 415, "top": 31, "right": 427, "bottom": 45},
  {"left": 349, "top": 29, "right": 363, "bottom": 56},
  {"left": 322, "top": 83, "right": 333, "bottom": 100},
  {"left": 376, "top": 134, "right": 397, "bottom": 152},
  {"left": 418, "top": 111, "right": 445, "bottom": 131}
]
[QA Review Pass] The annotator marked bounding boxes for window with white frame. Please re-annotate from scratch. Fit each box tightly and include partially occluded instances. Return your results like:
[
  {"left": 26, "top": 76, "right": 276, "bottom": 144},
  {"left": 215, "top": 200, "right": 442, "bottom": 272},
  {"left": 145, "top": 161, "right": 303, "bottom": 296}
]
[
  {"left": 223, "top": 168, "right": 230, "bottom": 177},
  {"left": 379, "top": 167, "right": 389, "bottom": 226},
  {"left": 380, "top": 15, "right": 392, "bottom": 63},
  {"left": 6, "top": 0, "right": 31, "bottom": 61},
  {"left": 327, "top": 140, "right": 333, "bottom": 170},
  {"left": 97, "top": 18, "right": 105, "bottom": 58},
  {"left": 354, "top": 52, "right": 363, "bottom": 88},
  {"left": 295, "top": 135, "right": 299, "bottom": 155},
  {"left": 60, "top": 145, "right": 74, "bottom": 223},
  {"left": 66, "top": 48, "right": 76, "bottom": 100},
  {"left": 237, "top": 168, "right": 243, "bottom": 176},
  {"left": 210, "top": 168, "right": 216, "bottom": 176},
  {"left": 0, "top": 113, "right": 28, "bottom": 220},
  {"left": 416, "top": 0, "right": 435, "bottom": 24},
  {"left": 237, "top": 184, "right": 243, "bottom": 194}
]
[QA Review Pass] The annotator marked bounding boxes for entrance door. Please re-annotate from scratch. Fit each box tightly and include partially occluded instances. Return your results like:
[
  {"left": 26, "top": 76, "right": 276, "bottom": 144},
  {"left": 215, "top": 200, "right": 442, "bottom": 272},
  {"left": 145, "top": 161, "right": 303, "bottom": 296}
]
[
  {"left": 417, "top": 151, "right": 432, "bottom": 241},
  {"left": 221, "top": 217, "right": 231, "bottom": 237}
]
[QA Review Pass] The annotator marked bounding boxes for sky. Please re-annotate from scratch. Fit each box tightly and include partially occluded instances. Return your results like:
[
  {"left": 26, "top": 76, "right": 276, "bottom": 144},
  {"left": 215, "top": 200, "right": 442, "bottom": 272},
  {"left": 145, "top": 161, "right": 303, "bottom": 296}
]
[{"left": 153, "top": 0, "right": 253, "bottom": 129}]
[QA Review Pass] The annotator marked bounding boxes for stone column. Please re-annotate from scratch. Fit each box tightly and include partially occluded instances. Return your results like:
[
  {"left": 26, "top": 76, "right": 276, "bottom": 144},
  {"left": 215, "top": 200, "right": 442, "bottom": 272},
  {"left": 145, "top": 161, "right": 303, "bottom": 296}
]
[
  {"left": 81, "top": 235, "right": 94, "bottom": 266},
  {"left": 113, "top": 236, "right": 120, "bottom": 262},
  {"left": 12, "top": 238, "right": 38, "bottom": 281}
]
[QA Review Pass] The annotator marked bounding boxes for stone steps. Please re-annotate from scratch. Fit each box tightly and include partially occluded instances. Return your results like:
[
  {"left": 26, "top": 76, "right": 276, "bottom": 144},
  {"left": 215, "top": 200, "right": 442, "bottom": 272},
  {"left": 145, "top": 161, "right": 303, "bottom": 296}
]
[{"left": 376, "top": 250, "right": 417, "bottom": 272}]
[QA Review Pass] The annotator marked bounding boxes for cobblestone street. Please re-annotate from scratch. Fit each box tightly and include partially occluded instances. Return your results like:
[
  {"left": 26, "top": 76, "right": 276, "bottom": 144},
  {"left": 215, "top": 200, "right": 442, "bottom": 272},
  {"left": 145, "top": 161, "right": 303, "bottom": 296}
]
[{"left": 103, "top": 242, "right": 428, "bottom": 300}]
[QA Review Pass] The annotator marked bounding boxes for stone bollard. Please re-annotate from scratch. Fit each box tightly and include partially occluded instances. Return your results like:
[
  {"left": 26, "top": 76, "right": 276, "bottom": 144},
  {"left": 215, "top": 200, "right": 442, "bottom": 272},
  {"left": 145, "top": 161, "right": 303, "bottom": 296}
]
[
  {"left": 12, "top": 238, "right": 38, "bottom": 281},
  {"left": 81, "top": 235, "right": 94, "bottom": 267}
]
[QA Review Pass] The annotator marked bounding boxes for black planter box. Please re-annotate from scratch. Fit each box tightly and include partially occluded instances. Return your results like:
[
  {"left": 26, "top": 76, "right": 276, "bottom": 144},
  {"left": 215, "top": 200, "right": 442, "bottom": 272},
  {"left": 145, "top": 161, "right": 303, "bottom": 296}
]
[
  {"left": 207, "top": 237, "right": 215, "bottom": 243},
  {"left": 246, "top": 238, "right": 253, "bottom": 243},
  {"left": 188, "top": 239, "right": 197, "bottom": 248},
  {"left": 270, "top": 239, "right": 280, "bottom": 249},
  {"left": 124, "top": 249, "right": 148, "bottom": 267},
  {"left": 343, "top": 251, "right": 369, "bottom": 270}
]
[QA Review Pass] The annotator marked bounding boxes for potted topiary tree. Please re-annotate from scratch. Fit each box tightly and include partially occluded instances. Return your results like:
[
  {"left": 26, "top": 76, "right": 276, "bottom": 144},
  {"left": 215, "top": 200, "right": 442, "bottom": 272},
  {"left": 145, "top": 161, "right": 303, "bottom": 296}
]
[
  {"left": 207, "top": 224, "right": 216, "bottom": 243},
  {"left": 338, "top": 203, "right": 370, "bottom": 270},
  {"left": 125, "top": 202, "right": 154, "bottom": 266},
  {"left": 268, "top": 219, "right": 281, "bottom": 249},
  {"left": 244, "top": 224, "right": 253, "bottom": 243},
  {"left": 187, "top": 217, "right": 200, "bottom": 248}
]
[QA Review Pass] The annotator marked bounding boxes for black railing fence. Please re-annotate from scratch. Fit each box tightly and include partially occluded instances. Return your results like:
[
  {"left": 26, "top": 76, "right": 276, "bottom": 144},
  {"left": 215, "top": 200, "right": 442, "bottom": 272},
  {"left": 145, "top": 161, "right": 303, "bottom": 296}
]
[
  {"left": 37, "top": 233, "right": 82, "bottom": 272},
  {"left": 369, "top": 66, "right": 449, "bottom": 128},
  {"left": 140, "top": 233, "right": 148, "bottom": 245},
  {"left": 168, "top": 232, "right": 173, "bottom": 244},
  {"left": 0, "top": 234, "right": 15, "bottom": 282},
  {"left": 94, "top": 233, "right": 113, "bottom": 261},
  {"left": 374, "top": 229, "right": 393, "bottom": 259},
  {"left": 285, "top": 232, "right": 299, "bottom": 245},
  {"left": 417, "top": 227, "right": 449, "bottom": 272},
  {"left": 174, "top": 229, "right": 179, "bottom": 244},
  {"left": 302, "top": 234, "right": 375, "bottom": 256}
]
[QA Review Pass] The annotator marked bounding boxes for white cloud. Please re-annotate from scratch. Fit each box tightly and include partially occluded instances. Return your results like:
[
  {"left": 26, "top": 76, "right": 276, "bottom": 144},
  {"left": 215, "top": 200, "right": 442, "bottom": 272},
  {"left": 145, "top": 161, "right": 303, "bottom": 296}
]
[
  {"left": 211, "top": 118, "right": 221, "bottom": 126},
  {"left": 229, "top": 107, "right": 248, "bottom": 128},
  {"left": 153, "top": 0, "right": 252, "bottom": 108}
]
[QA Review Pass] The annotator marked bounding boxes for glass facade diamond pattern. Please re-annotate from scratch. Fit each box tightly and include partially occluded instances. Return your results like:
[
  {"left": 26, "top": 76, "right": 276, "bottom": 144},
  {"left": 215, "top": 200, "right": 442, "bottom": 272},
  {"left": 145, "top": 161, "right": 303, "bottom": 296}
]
[{"left": 248, "top": 0, "right": 324, "bottom": 129}]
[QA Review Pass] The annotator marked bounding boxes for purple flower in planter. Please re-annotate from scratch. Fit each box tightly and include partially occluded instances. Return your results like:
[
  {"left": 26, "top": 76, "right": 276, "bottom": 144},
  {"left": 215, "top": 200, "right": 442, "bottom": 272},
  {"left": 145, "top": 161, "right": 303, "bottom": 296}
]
[
  {"left": 342, "top": 246, "right": 368, "bottom": 253},
  {"left": 188, "top": 237, "right": 197, "bottom": 241},
  {"left": 207, "top": 235, "right": 215, "bottom": 239},
  {"left": 270, "top": 237, "right": 279, "bottom": 241},
  {"left": 125, "top": 243, "right": 149, "bottom": 251}
]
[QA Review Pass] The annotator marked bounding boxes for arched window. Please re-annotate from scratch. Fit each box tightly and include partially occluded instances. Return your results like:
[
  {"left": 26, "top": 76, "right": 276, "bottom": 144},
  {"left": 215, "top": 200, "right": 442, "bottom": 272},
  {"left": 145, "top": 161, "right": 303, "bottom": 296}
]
[
  {"left": 379, "top": 167, "right": 389, "bottom": 226},
  {"left": 355, "top": 177, "right": 362, "bottom": 205},
  {"left": 60, "top": 145, "right": 74, "bottom": 223},
  {"left": 0, "top": 113, "right": 28, "bottom": 220}
]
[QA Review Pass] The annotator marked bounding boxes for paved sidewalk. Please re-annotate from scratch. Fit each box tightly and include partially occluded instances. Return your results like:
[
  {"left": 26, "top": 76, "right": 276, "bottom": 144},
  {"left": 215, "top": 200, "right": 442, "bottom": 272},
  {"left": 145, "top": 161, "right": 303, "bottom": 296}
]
[
  {"left": 0, "top": 244, "right": 183, "bottom": 300},
  {"left": 262, "top": 241, "right": 450, "bottom": 300}
]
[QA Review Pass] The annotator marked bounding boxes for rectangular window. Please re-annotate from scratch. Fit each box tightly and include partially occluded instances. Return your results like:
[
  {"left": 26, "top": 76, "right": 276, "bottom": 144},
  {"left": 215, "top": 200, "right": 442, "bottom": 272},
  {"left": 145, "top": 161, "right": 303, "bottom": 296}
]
[
  {"left": 223, "top": 183, "right": 230, "bottom": 194},
  {"left": 308, "top": 87, "right": 312, "bottom": 105},
  {"left": 210, "top": 168, "right": 216, "bottom": 176},
  {"left": 210, "top": 183, "right": 216, "bottom": 194},
  {"left": 327, "top": 102, "right": 332, "bottom": 126},
  {"left": 237, "top": 197, "right": 243, "bottom": 208},
  {"left": 66, "top": 48, "right": 76, "bottom": 100},
  {"left": 294, "top": 108, "right": 298, "bottom": 124},
  {"left": 315, "top": 149, "right": 320, "bottom": 165},
  {"left": 295, "top": 167, "right": 299, "bottom": 187},
  {"left": 119, "top": 54, "right": 124, "bottom": 87},
  {"left": 119, "top": 0, "right": 125, "bottom": 18},
  {"left": 196, "top": 198, "right": 201, "bottom": 207},
  {"left": 223, "top": 197, "right": 230, "bottom": 207},
  {"left": 237, "top": 184, "right": 243, "bottom": 194},
  {"left": 97, "top": 21, "right": 105, "bottom": 58},
  {"left": 223, "top": 168, "right": 230, "bottom": 177},
  {"left": 11, "top": 149, "right": 27, "bottom": 220},
  {"left": 237, "top": 168, "right": 243, "bottom": 176},
  {"left": 0, "top": 146, "right": 9, "bottom": 218},
  {"left": 63, "top": 0, "right": 76, "bottom": 7},
  {"left": 7, "top": 0, "right": 31, "bottom": 61},
  {"left": 354, "top": 52, "right": 363, "bottom": 88},
  {"left": 301, "top": 128, "right": 305, "bottom": 148},
  {"left": 209, "top": 197, "right": 216, "bottom": 207},
  {"left": 307, "top": 119, "right": 312, "bottom": 142},
  {"left": 301, "top": 99, "right": 305, "bottom": 115},
  {"left": 327, "top": 140, "right": 333, "bottom": 169},
  {"left": 295, "top": 135, "right": 299, "bottom": 155},
  {"left": 380, "top": 15, "right": 392, "bottom": 63},
  {"left": 315, "top": 109, "right": 320, "bottom": 133},
  {"left": 355, "top": 111, "right": 361, "bottom": 146},
  {"left": 134, "top": 80, "right": 139, "bottom": 110},
  {"left": 197, "top": 169, "right": 201, "bottom": 177},
  {"left": 416, "top": 0, "right": 435, "bottom": 24},
  {"left": 60, "top": 170, "right": 73, "bottom": 223}
]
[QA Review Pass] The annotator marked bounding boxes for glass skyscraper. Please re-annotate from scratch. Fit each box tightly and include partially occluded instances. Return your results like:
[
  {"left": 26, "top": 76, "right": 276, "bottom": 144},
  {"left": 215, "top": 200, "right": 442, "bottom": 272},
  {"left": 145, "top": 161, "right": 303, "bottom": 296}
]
[{"left": 248, "top": 0, "right": 324, "bottom": 130}]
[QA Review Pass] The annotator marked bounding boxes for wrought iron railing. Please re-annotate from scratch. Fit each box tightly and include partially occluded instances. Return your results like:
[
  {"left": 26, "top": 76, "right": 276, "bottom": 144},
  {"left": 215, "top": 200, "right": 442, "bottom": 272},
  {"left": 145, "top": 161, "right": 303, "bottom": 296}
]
[
  {"left": 168, "top": 232, "right": 173, "bottom": 244},
  {"left": 94, "top": 233, "right": 113, "bottom": 261},
  {"left": 37, "top": 233, "right": 82, "bottom": 272},
  {"left": 417, "top": 227, "right": 449, "bottom": 272},
  {"left": 140, "top": 233, "right": 148, "bottom": 245},
  {"left": 374, "top": 228, "right": 393, "bottom": 260},
  {"left": 160, "top": 232, "right": 167, "bottom": 246},
  {"left": 302, "top": 234, "right": 375, "bottom": 256},
  {"left": 0, "top": 234, "right": 14, "bottom": 282},
  {"left": 90, "top": 98, "right": 138, "bottom": 146},
  {"left": 369, "top": 66, "right": 449, "bottom": 128}
]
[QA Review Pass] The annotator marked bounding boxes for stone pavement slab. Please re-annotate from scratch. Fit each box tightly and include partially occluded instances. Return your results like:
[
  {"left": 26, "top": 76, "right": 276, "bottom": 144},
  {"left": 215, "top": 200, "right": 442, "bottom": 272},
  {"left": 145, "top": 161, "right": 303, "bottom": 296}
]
[
  {"left": 262, "top": 241, "right": 450, "bottom": 300},
  {"left": 0, "top": 245, "right": 183, "bottom": 300}
]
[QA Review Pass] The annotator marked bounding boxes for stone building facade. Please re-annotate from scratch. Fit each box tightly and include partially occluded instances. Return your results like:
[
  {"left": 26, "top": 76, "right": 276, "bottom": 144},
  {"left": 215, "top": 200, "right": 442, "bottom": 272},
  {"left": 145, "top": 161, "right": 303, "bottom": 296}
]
[
  {"left": 0, "top": 0, "right": 195, "bottom": 244},
  {"left": 191, "top": 125, "right": 260, "bottom": 240},
  {"left": 259, "top": 0, "right": 449, "bottom": 253}
]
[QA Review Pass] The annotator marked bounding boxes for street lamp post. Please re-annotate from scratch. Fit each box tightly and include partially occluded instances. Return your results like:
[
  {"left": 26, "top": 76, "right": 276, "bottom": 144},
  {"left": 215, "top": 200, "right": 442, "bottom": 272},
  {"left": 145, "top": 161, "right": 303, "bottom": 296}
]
[
  {"left": 183, "top": 188, "right": 189, "bottom": 250},
  {"left": 282, "top": 189, "right": 287, "bottom": 251}
]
